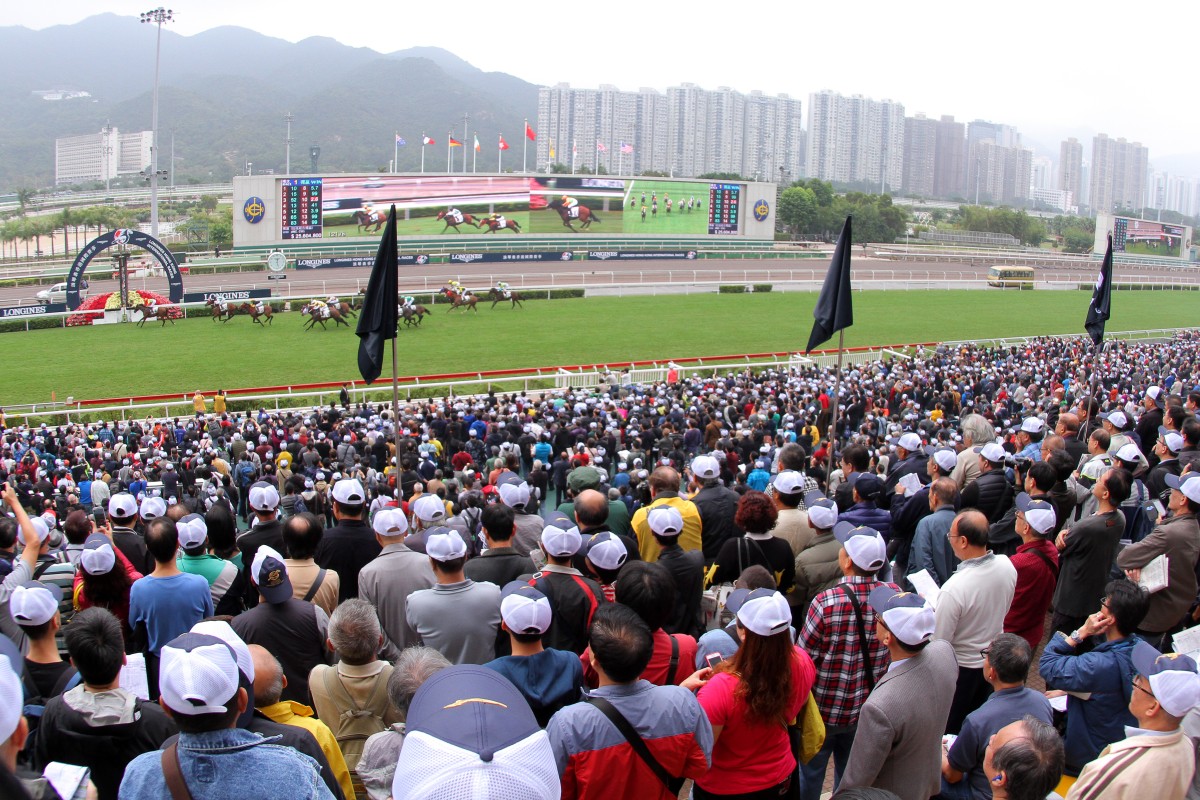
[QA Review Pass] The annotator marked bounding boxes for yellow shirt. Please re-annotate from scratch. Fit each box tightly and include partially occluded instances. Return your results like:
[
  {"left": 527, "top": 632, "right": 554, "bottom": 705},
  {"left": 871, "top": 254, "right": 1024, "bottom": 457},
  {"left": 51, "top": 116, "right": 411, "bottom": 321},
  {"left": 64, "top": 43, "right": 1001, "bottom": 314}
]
[
  {"left": 213, "top": 394, "right": 226, "bottom": 414},
  {"left": 631, "top": 495, "right": 704, "bottom": 562},
  {"left": 259, "top": 700, "right": 355, "bottom": 798},
  {"left": 192, "top": 393, "right": 206, "bottom": 413}
]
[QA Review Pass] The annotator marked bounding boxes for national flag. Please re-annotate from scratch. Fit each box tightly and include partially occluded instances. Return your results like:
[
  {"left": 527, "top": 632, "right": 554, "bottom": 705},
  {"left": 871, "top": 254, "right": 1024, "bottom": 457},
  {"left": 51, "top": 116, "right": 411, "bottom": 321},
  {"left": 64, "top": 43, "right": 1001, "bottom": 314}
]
[
  {"left": 473, "top": 135, "right": 480, "bottom": 152},
  {"left": 1085, "top": 234, "right": 1114, "bottom": 347},
  {"left": 620, "top": 142, "right": 633, "bottom": 154},
  {"left": 805, "top": 216, "right": 854, "bottom": 353},
  {"left": 422, "top": 136, "right": 434, "bottom": 145},
  {"left": 525, "top": 122, "right": 536, "bottom": 141},
  {"left": 395, "top": 134, "right": 406, "bottom": 145},
  {"left": 499, "top": 135, "right": 510, "bottom": 151},
  {"left": 355, "top": 205, "right": 399, "bottom": 384},
  {"left": 449, "top": 137, "right": 463, "bottom": 147},
  {"left": 596, "top": 141, "right": 607, "bottom": 152},
  {"left": 549, "top": 141, "right": 555, "bottom": 159}
]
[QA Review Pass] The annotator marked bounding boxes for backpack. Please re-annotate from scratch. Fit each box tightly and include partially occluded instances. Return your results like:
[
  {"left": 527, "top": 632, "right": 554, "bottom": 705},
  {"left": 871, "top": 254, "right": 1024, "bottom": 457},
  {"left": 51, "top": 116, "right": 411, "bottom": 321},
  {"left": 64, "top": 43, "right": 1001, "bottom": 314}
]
[
  {"left": 1123, "top": 480, "right": 1158, "bottom": 544},
  {"left": 319, "top": 666, "right": 390, "bottom": 771},
  {"left": 235, "top": 461, "right": 256, "bottom": 488}
]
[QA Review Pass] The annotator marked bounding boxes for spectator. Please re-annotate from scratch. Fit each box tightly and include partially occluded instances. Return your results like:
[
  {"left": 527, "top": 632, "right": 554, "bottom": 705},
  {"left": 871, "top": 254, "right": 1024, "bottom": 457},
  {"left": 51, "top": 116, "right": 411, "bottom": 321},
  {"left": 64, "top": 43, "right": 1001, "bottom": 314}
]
[
  {"left": 392, "top": 664, "right": 560, "bottom": 800},
  {"left": 981, "top": 715, "right": 1065, "bottom": 800},
  {"left": 405, "top": 530, "right": 501, "bottom": 664},
  {"left": 936, "top": 510, "right": 1018, "bottom": 734},
  {"left": 688, "top": 455, "right": 741, "bottom": 561},
  {"left": 770, "top": 470, "right": 819, "bottom": 558},
  {"left": 694, "top": 566, "right": 778, "bottom": 668},
  {"left": 120, "top": 634, "right": 333, "bottom": 800},
  {"left": 357, "top": 508, "right": 433, "bottom": 659},
  {"left": 940, "top": 633, "right": 1053, "bottom": 800},
  {"left": 356, "top": 647, "right": 450, "bottom": 800},
  {"left": 835, "top": 445, "right": 871, "bottom": 512},
  {"left": 528, "top": 523, "right": 608, "bottom": 654},
  {"left": 710, "top": 490, "right": 795, "bottom": 593},
  {"left": 484, "top": 583, "right": 583, "bottom": 726},
  {"left": 1066, "top": 641, "right": 1200, "bottom": 799},
  {"left": 839, "top": 473, "right": 892, "bottom": 540},
  {"left": 1039, "top": 579, "right": 1150, "bottom": 775},
  {"left": 799, "top": 525, "right": 893, "bottom": 800},
  {"left": 960, "top": 443, "right": 1013, "bottom": 524},
  {"left": 464, "top": 503, "right": 535, "bottom": 586},
  {"left": 308, "top": 599, "right": 400, "bottom": 771},
  {"left": 1146, "top": 426, "right": 1184, "bottom": 502},
  {"left": 792, "top": 493, "right": 844, "bottom": 614},
  {"left": 73, "top": 532, "right": 142, "bottom": 644},
  {"left": 175, "top": 513, "right": 246, "bottom": 616},
  {"left": 571, "top": 488, "right": 641, "bottom": 572},
  {"left": 581, "top": 530, "right": 629, "bottom": 602},
  {"left": 880, "top": 432, "right": 930, "bottom": 510},
  {"left": 631, "top": 466, "right": 703, "bottom": 561},
  {"left": 888, "top": 444, "right": 953, "bottom": 575},
  {"left": 547, "top": 603, "right": 712, "bottom": 799},
  {"left": 841, "top": 587, "right": 958, "bottom": 800},
  {"left": 128, "top": 516, "right": 213, "bottom": 696},
  {"left": 314, "top": 479, "right": 380, "bottom": 603},
  {"left": 403, "top": 493, "right": 454, "bottom": 554},
  {"left": 695, "top": 589, "right": 814, "bottom": 799},
  {"left": 904, "top": 476, "right": 959, "bottom": 589},
  {"left": 1002, "top": 494, "right": 1060, "bottom": 649},
  {"left": 496, "top": 477, "right": 545, "bottom": 557},
  {"left": 9, "top": 582, "right": 75, "bottom": 701},
  {"left": 1115, "top": 473, "right": 1200, "bottom": 650},
  {"left": 646, "top": 506, "right": 705, "bottom": 637},
  {"left": 104, "top": 493, "right": 152, "bottom": 576},
  {"left": 235, "top": 481, "right": 285, "bottom": 608},
  {"left": 1051, "top": 469, "right": 1130, "bottom": 636},
  {"left": 283, "top": 512, "right": 341, "bottom": 616},
  {"left": 36, "top": 608, "right": 176, "bottom": 799},
  {"left": 232, "top": 545, "right": 331, "bottom": 704},
  {"left": 558, "top": 466, "right": 633, "bottom": 539}
]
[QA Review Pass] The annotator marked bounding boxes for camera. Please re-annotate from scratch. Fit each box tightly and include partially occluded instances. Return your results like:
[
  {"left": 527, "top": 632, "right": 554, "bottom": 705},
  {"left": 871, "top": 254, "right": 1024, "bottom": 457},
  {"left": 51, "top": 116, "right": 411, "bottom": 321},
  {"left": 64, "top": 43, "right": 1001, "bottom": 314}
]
[{"left": 1005, "top": 455, "right": 1032, "bottom": 473}]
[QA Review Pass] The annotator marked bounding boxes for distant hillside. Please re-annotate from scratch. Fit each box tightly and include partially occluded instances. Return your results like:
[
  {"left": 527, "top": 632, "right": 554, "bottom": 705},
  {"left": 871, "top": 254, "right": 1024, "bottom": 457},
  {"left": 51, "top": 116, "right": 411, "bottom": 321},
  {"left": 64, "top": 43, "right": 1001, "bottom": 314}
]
[{"left": 0, "top": 14, "right": 539, "bottom": 190}]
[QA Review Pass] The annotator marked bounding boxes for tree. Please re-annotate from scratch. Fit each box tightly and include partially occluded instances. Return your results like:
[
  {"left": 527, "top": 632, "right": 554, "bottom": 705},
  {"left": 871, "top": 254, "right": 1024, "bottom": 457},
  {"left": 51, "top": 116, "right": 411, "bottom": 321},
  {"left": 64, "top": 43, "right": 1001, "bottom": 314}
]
[
  {"left": 698, "top": 172, "right": 746, "bottom": 181},
  {"left": 549, "top": 163, "right": 570, "bottom": 174},
  {"left": 777, "top": 186, "right": 817, "bottom": 235},
  {"left": 199, "top": 195, "right": 219, "bottom": 212},
  {"left": 1063, "top": 227, "right": 1093, "bottom": 253},
  {"left": 800, "top": 179, "right": 835, "bottom": 208}
]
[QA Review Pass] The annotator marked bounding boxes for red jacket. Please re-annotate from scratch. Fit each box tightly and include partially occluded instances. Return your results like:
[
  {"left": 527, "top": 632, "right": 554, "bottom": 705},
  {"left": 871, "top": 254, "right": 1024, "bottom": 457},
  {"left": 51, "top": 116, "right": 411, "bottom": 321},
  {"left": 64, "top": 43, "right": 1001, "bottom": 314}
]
[{"left": 1003, "top": 538, "right": 1059, "bottom": 648}]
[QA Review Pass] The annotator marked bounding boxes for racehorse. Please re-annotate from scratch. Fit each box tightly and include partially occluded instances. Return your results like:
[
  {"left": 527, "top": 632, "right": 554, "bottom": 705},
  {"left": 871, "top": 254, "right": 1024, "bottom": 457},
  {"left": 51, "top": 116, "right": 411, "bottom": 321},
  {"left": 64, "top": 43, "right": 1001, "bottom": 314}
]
[
  {"left": 239, "top": 302, "right": 273, "bottom": 326},
  {"left": 334, "top": 300, "right": 358, "bottom": 319},
  {"left": 205, "top": 297, "right": 235, "bottom": 323},
  {"left": 478, "top": 216, "right": 521, "bottom": 234},
  {"left": 301, "top": 302, "right": 349, "bottom": 330},
  {"left": 401, "top": 304, "right": 430, "bottom": 327},
  {"left": 546, "top": 199, "right": 599, "bottom": 232},
  {"left": 434, "top": 210, "right": 481, "bottom": 233},
  {"left": 487, "top": 288, "right": 524, "bottom": 309},
  {"left": 352, "top": 209, "right": 387, "bottom": 233},
  {"left": 437, "top": 287, "right": 478, "bottom": 313},
  {"left": 132, "top": 303, "right": 176, "bottom": 327}
]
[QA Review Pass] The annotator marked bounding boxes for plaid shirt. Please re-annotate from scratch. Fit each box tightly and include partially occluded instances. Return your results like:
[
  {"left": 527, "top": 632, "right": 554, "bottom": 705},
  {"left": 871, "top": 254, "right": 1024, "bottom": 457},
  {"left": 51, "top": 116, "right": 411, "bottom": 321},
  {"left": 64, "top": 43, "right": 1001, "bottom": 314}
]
[{"left": 800, "top": 576, "right": 895, "bottom": 727}]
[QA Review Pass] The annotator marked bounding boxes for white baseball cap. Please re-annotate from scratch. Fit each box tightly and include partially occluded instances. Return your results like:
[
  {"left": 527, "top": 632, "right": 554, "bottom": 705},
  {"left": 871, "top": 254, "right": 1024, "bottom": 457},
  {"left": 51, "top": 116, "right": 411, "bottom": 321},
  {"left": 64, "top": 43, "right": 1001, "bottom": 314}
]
[
  {"left": 1020, "top": 418, "right": 1045, "bottom": 434},
  {"left": 690, "top": 456, "right": 720, "bottom": 480},
  {"left": 870, "top": 585, "right": 936, "bottom": 646},
  {"left": 1131, "top": 641, "right": 1200, "bottom": 717},
  {"left": 80, "top": 533, "right": 117, "bottom": 576},
  {"left": 139, "top": 496, "right": 167, "bottom": 520},
  {"left": 500, "top": 583, "right": 552, "bottom": 635},
  {"left": 647, "top": 506, "right": 684, "bottom": 537},
  {"left": 1114, "top": 443, "right": 1143, "bottom": 466},
  {"left": 897, "top": 432, "right": 923, "bottom": 451},
  {"left": 248, "top": 482, "right": 280, "bottom": 512},
  {"left": 974, "top": 442, "right": 1006, "bottom": 464},
  {"left": 804, "top": 492, "right": 838, "bottom": 530},
  {"left": 1015, "top": 493, "right": 1057, "bottom": 536},
  {"left": 412, "top": 495, "right": 447, "bottom": 524},
  {"left": 190, "top": 620, "right": 255, "bottom": 683},
  {"left": 1166, "top": 473, "right": 1200, "bottom": 504},
  {"left": 1100, "top": 410, "right": 1129, "bottom": 430},
  {"left": 0, "top": 654, "right": 21, "bottom": 741},
  {"left": 540, "top": 525, "right": 582, "bottom": 557},
  {"left": 924, "top": 445, "right": 958, "bottom": 473},
  {"left": 159, "top": 633, "right": 240, "bottom": 716},
  {"left": 9, "top": 582, "right": 62, "bottom": 627},
  {"left": 497, "top": 481, "right": 532, "bottom": 509},
  {"left": 108, "top": 493, "right": 139, "bottom": 518},
  {"left": 1159, "top": 427, "right": 1184, "bottom": 454},
  {"left": 177, "top": 514, "right": 209, "bottom": 550},
  {"left": 584, "top": 531, "right": 628, "bottom": 571},
  {"left": 835, "top": 523, "right": 887, "bottom": 572},
  {"left": 372, "top": 508, "right": 410, "bottom": 537},
  {"left": 16, "top": 517, "right": 50, "bottom": 547},
  {"left": 772, "top": 470, "right": 806, "bottom": 495},
  {"left": 332, "top": 478, "right": 366, "bottom": 505},
  {"left": 426, "top": 530, "right": 468, "bottom": 562},
  {"left": 736, "top": 589, "right": 791, "bottom": 637}
]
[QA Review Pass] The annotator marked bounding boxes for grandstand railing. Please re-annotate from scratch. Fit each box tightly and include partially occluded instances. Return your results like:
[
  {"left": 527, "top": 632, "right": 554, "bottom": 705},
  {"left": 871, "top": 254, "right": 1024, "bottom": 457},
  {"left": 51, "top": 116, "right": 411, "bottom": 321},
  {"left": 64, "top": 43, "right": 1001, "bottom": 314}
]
[{"left": 5, "top": 328, "right": 1191, "bottom": 427}]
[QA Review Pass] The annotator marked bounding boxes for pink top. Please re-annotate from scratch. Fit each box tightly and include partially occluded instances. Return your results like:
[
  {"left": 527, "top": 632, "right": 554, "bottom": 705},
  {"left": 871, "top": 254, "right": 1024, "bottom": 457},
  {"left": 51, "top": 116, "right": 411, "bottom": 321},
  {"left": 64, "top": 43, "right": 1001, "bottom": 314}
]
[{"left": 696, "top": 646, "right": 816, "bottom": 794}]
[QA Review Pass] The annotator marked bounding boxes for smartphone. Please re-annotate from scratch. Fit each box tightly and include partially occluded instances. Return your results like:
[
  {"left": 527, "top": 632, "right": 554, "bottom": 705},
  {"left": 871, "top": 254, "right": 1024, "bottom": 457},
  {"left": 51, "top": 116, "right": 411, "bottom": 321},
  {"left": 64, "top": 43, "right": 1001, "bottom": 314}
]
[
  {"left": 705, "top": 652, "right": 723, "bottom": 670},
  {"left": 92, "top": 507, "right": 107, "bottom": 527}
]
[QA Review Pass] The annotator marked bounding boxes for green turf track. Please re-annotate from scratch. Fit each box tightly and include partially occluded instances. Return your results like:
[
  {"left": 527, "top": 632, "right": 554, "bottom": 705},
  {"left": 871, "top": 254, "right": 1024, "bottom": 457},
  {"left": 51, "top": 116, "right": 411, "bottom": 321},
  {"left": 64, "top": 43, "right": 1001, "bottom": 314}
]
[{"left": 3, "top": 290, "right": 1196, "bottom": 405}]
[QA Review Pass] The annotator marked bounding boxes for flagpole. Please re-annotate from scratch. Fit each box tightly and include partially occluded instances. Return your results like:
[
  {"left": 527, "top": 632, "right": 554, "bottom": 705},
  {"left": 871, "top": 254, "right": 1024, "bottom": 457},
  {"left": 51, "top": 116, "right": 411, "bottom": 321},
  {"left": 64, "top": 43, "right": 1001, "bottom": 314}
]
[
  {"left": 421, "top": 133, "right": 426, "bottom": 174},
  {"left": 393, "top": 133, "right": 397, "bottom": 175},
  {"left": 446, "top": 134, "right": 451, "bottom": 173},
  {"left": 826, "top": 329, "right": 845, "bottom": 485},
  {"left": 522, "top": 119, "right": 528, "bottom": 173},
  {"left": 472, "top": 131, "right": 477, "bottom": 174},
  {"left": 498, "top": 135, "right": 503, "bottom": 173}
]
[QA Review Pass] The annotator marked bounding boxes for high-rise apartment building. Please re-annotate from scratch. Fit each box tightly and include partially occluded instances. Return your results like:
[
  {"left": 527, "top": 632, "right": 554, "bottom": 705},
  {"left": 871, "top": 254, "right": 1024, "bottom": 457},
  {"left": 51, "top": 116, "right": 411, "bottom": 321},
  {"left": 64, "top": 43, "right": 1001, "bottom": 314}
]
[
  {"left": 1059, "top": 137, "right": 1084, "bottom": 208},
  {"left": 55, "top": 126, "right": 152, "bottom": 186},
  {"left": 536, "top": 82, "right": 803, "bottom": 179},
  {"left": 806, "top": 91, "right": 904, "bottom": 191},
  {"left": 1089, "top": 134, "right": 1148, "bottom": 213},
  {"left": 966, "top": 140, "right": 1032, "bottom": 205},
  {"left": 902, "top": 114, "right": 937, "bottom": 196},
  {"left": 933, "top": 116, "right": 966, "bottom": 198}
]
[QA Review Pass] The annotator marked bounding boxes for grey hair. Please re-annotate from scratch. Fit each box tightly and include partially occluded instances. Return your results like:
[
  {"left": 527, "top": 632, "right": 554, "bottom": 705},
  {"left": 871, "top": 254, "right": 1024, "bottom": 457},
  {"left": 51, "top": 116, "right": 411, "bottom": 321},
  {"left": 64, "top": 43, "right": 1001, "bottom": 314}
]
[
  {"left": 959, "top": 414, "right": 996, "bottom": 448},
  {"left": 388, "top": 647, "right": 451, "bottom": 719},
  {"left": 991, "top": 715, "right": 1064, "bottom": 800},
  {"left": 985, "top": 632, "right": 1031, "bottom": 684},
  {"left": 328, "top": 599, "right": 381, "bottom": 664}
]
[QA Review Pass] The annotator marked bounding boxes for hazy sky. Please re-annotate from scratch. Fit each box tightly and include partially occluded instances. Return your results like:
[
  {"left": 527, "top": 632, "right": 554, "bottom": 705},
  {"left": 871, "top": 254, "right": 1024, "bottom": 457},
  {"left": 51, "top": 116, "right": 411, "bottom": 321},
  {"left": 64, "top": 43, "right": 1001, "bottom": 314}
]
[{"left": 6, "top": 1, "right": 1195, "bottom": 159}]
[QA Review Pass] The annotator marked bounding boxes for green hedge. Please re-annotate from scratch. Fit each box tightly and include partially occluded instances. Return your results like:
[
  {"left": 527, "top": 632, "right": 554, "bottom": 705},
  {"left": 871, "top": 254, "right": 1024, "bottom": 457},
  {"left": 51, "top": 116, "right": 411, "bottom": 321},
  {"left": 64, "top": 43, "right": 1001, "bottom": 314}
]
[
  {"left": 546, "top": 288, "right": 585, "bottom": 300},
  {"left": 752, "top": 284, "right": 773, "bottom": 293},
  {"left": 718, "top": 285, "right": 746, "bottom": 293},
  {"left": 0, "top": 316, "right": 63, "bottom": 334},
  {"left": 1074, "top": 283, "right": 1200, "bottom": 291}
]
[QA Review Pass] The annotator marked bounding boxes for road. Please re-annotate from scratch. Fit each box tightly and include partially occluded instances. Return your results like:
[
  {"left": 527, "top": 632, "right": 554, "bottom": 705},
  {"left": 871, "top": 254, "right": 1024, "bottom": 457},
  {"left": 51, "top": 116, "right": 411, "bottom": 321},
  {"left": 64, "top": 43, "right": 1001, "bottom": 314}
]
[{"left": 2, "top": 255, "right": 1197, "bottom": 307}]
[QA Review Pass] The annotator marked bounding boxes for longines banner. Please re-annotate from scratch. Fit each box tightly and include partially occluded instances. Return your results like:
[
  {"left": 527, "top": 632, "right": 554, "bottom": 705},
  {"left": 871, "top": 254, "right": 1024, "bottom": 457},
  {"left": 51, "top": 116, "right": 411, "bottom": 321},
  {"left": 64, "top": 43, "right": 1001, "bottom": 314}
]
[
  {"left": 182, "top": 289, "right": 272, "bottom": 303},
  {"left": 294, "top": 255, "right": 428, "bottom": 269},
  {"left": 448, "top": 251, "right": 575, "bottom": 264},
  {"left": 586, "top": 250, "right": 698, "bottom": 261},
  {"left": 1, "top": 303, "right": 67, "bottom": 318}
]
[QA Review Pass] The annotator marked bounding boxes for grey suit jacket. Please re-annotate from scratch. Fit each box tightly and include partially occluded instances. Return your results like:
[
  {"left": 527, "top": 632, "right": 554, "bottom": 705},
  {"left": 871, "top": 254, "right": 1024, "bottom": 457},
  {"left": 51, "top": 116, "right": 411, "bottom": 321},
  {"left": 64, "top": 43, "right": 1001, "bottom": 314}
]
[{"left": 841, "top": 638, "right": 959, "bottom": 800}]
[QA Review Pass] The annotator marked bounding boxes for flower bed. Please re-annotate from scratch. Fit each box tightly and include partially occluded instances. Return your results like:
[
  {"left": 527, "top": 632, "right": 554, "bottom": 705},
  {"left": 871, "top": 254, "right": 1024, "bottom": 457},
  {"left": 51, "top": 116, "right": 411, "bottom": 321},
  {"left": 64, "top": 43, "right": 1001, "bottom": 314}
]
[{"left": 65, "top": 290, "right": 182, "bottom": 326}]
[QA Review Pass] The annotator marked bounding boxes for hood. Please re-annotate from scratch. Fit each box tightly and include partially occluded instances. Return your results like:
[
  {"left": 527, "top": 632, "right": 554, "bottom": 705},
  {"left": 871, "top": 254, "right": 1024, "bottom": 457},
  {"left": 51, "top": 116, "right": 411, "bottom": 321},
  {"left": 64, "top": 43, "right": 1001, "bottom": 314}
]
[
  {"left": 62, "top": 685, "right": 140, "bottom": 726},
  {"left": 490, "top": 650, "right": 579, "bottom": 709}
]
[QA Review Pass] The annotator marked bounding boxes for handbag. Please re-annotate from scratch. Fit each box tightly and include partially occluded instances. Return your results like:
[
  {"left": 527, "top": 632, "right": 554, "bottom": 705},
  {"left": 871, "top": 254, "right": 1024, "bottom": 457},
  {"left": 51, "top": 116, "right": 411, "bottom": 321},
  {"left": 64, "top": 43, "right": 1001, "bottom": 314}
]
[{"left": 787, "top": 691, "right": 826, "bottom": 764}]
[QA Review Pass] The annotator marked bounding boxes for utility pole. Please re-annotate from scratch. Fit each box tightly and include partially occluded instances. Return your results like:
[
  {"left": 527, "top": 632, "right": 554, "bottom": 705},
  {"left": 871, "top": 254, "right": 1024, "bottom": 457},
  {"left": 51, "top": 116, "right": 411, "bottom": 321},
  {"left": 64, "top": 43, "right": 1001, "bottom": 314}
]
[
  {"left": 462, "top": 113, "right": 470, "bottom": 174},
  {"left": 140, "top": 7, "right": 174, "bottom": 238},
  {"left": 285, "top": 112, "right": 294, "bottom": 175}
]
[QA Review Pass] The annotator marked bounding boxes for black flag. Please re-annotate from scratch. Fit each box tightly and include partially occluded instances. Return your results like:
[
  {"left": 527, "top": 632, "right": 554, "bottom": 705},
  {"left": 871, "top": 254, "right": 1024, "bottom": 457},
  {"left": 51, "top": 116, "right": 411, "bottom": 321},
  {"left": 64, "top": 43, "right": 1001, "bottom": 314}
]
[
  {"left": 806, "top": 216, "right": 854, "bottom": 353},
  {"left": 1084, "top": 233, "right": 1113, "bottom": 347},
  {"left": 355, "top": 205, "right": 399, "bottom": 384}
]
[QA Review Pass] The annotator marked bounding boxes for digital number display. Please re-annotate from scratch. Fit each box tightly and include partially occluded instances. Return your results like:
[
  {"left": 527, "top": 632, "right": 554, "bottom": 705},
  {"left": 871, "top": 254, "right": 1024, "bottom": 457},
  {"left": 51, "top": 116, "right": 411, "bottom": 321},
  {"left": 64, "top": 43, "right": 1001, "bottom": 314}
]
[
  {"left": 282, "top": 178, "right": 323, "bottom": 239},
  {"left": 708, "top": 183, "right": 740, "bottom": 235}
]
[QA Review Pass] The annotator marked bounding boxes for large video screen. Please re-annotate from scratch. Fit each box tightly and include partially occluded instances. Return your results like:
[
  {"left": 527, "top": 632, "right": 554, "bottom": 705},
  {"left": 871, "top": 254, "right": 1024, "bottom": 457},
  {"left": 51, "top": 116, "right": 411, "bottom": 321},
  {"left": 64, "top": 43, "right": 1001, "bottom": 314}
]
[
  {"left": 1112, "top": 216, "right": 1185, "bottom": 258},
  {"left": 281, "top": 175, "right": 741, "bottom": 240}
]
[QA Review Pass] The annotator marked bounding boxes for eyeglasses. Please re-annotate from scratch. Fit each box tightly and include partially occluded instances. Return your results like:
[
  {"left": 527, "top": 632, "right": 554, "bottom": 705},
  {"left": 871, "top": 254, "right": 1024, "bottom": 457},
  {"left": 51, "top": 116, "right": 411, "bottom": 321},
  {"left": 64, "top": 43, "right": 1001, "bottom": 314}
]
[
  {"left": 979, "top": 647, "right": 992, "bottom": 659},
  {"left": 1099, "top": 597, "right": 1112, "bottom": 611},
  {"left": 1132, "top": 678, "right": 1155, "bottom": 699}
]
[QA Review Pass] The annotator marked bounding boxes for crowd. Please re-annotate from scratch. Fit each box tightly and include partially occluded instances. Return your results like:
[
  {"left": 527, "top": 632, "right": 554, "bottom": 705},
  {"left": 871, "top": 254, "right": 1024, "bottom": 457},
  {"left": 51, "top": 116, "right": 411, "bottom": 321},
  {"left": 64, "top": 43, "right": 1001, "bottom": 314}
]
[{"left": 1, "top": 329, "right": 1200, "bottom": 800}]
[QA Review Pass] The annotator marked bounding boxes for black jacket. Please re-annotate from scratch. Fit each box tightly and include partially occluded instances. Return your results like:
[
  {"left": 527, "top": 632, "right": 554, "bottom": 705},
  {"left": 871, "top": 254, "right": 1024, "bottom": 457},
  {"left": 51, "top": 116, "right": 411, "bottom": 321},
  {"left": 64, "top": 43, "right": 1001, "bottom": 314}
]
[
  {"left": 236, "top": 517, "right": 286, "bottom": 607},
  {"left": 464, "top": 547, "right": 535, "bottom": 587},
  {"left": 658, "top": 544, "right": 706, "bottom": 638},
  {"left": 690, "top": 483, "right": 742, "bottom": 561},
  {"left": 314, "top": 518, "right": 381, "bottom": 602},
  {"left": 961, "top": 469, "right": 1013, "bottom": 523}
]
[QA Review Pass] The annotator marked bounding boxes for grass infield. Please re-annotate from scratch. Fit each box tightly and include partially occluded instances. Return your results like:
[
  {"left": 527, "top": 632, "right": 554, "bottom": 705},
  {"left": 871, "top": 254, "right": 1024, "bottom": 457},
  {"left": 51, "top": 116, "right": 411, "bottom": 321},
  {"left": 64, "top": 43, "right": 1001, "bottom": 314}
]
[{"left": 4, "top": 289, "right": 1196, "bottom": 406}]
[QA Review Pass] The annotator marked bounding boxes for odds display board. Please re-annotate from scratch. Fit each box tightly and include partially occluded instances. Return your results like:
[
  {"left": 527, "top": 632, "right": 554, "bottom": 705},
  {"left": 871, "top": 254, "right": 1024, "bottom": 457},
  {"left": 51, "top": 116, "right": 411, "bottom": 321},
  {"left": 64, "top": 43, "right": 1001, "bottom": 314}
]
[
  {"left": 232, "top": 173, "right": 776, "bottom": 249},
  {"left": 1095, "top": 212, "right": 1194, "bottom": 260}
]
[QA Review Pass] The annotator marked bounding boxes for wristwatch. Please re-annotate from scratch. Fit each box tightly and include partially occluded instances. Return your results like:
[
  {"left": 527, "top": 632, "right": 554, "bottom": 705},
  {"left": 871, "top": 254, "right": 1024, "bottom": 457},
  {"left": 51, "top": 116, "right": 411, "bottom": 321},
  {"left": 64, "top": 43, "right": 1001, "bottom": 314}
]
[{"left": 1068, "top": 629, "right": 1084, "bottom": 644}]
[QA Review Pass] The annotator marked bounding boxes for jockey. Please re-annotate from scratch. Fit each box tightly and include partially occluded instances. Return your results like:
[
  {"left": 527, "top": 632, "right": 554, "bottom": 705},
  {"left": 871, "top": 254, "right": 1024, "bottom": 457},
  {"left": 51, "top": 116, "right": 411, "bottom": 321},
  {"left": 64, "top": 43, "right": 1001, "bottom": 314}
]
[
  {"left": 401, "top": 295, "right": 416, "bottom": 311},
  {"left": 491, "top": 213, "right": 507, "bottom": 229},
  {"left": 447, "top": 279, "right": 464, "bottom": 295},
  {"left": 146, "top": 298, "right": 157, "bottom": 313},
  {"left": 496, "top": 281, "right": 511, "bottom": 299},
  {"left": 560, "top": 195, "right": 579, "bottom": 218},
  {"left": 325, "top": 295, "right": 338, "bottom": 306},
  {"left": 446, "top": 206, "right": 463, "bottom": 224},
  {"left": 253, "top": 300, "right": 265, "bottom": 314}
]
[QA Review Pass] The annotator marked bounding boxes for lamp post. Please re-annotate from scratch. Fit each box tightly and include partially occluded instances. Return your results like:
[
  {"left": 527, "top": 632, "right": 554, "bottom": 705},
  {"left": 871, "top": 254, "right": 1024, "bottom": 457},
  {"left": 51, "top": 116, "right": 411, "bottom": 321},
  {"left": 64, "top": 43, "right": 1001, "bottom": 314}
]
[{"left": 140, "top": 7, "right": 173, "bottom": 239}]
